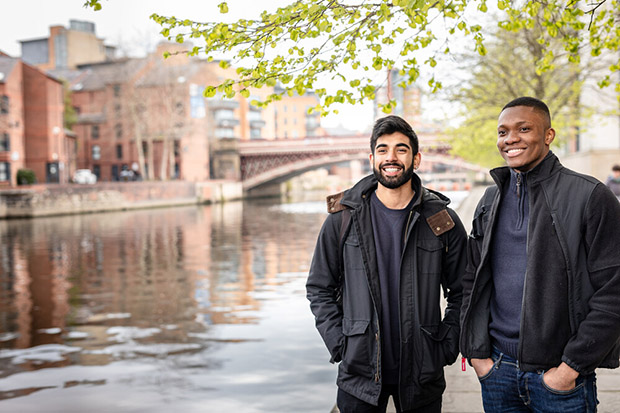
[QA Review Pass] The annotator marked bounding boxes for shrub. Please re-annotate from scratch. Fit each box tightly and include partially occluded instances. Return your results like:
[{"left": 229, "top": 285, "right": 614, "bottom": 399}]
[{"left": 17, "top": 168, "right": 37, "bottom": 185}]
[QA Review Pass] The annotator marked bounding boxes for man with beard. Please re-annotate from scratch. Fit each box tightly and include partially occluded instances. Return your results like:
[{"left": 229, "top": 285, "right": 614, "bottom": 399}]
[{"left": 307, "top": 115, "right": 467, "bottom": 412}]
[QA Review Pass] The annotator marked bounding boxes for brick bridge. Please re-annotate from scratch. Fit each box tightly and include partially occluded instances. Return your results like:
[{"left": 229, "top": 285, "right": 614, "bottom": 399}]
[{"left": 211, "top": 134, "right": 487, "bottom": 191}]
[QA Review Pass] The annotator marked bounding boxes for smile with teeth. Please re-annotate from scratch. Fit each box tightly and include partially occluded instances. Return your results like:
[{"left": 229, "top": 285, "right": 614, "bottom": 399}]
[
  {"left": 382, "top": 165, "right": 402, "bottom": 175},
  {"left": 506, "top": 148, "right": 525, "bottom": 156}
]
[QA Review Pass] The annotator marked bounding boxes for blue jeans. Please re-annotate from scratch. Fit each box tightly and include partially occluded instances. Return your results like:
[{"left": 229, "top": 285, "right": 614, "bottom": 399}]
[{"left": 478, "top": 348, "right": 598, "bottom": 412}]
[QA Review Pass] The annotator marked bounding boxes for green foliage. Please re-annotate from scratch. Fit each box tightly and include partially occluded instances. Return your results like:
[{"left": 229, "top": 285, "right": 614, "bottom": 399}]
[
  {"left": 17, "top": 169, "right": 37, "bottom": 185},
  {"left": 84, "top": 0, "right": 619, "bottom": 115},
  {"left": 63, "top": 81, "right": 77, "bottom": 130}
]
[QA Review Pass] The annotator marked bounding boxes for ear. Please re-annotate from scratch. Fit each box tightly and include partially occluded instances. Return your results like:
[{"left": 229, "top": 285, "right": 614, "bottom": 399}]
[
  {"left": 369, "top": 152, "right": 374, "bottom": 168},
  {"left": 413, "top": 152, "right": 422, "bottom": 170},
  {"left": 545, "top": 128, "right": 556, "bottom": 146}
]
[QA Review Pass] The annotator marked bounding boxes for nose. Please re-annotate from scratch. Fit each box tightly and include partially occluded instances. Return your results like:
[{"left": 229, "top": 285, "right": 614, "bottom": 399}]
[
  {"left": 503, "top": 130, "right": 519, "bottom": 145},
  {"left": 386, "top": 148, "right": 399, "bottom": 161}
]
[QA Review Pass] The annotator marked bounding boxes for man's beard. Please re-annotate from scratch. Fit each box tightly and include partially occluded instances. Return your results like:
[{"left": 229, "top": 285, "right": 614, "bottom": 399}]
[{"left": 373, "top": 162, "right": 415, "bottom": 189}]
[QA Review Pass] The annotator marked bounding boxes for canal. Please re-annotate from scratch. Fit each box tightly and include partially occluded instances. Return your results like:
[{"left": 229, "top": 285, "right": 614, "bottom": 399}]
[{"left": 0, "top": 197, "right": 337, "bottom": 412}]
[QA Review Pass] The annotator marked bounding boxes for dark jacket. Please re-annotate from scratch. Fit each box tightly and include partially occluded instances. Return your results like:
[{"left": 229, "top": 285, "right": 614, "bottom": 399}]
[
  {"left": 460, "top": 152, "right": 620, "bottom": 374},
  {"left": 307, "top": 174, "right": 467, "bottom": 409}
]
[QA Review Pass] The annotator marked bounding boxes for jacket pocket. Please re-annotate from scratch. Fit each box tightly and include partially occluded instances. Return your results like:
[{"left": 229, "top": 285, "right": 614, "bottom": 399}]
[
  {"left": 419, "top": 323, "right": 451, "bottom": 383},
  {"left": 341, "top": 318, "right": 373, "bottom": 378},
  {"left": 416, "top": 238, "right": 444, "bottom": 276}
]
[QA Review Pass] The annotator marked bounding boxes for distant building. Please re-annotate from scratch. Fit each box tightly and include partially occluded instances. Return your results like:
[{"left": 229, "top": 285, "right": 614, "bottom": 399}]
[
  {"left": 20, "top": 19, "right": 115, "bottom": 71},
  {"left": 68, "top": 42, "right": 324, "bottom": 183},
  {"left": 0, "top": 51, "right": 74, "bottom": 186},
  {"left": 374, "top": 68, "right": 422, "bottom": 128}
]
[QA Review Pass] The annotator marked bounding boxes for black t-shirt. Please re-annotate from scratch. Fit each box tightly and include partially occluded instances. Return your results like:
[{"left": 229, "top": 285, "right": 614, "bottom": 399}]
[{"left": 370, "top": 191, "right": 414, "bottom": 384}]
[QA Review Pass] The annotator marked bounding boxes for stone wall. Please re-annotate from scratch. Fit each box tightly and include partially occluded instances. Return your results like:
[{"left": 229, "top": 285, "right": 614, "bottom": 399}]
[{"left": 0, "top": 180, "right": 243, "bottom": 219}]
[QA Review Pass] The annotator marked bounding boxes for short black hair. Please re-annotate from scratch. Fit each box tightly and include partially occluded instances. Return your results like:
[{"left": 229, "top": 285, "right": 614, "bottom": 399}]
[
  {"left": 370, "top": 115, "right": 419, "bottom": 155},
  {"left": 502, "top": 96, "right": 552, "bottom": 128},
  {"left": 613, "top": 164, "right": 620, "bottom": 172}
]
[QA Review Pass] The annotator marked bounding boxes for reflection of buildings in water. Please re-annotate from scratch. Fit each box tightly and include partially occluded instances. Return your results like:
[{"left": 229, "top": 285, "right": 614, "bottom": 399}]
[
  {"left": 0, "top": 234, "right": 33, "bottom": 350},
  {"left": 0, "top": 200, "right": 327, "bottom": 367},
  {"left": 0, "top": 207, "right": 215, "bottom": 357},
  {"left": 206, "top": 201, "right": 325, "bottom": 325}
]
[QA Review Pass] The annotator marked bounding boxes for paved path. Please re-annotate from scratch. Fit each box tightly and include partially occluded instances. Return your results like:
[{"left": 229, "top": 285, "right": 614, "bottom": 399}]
[{"left": 332, "top": 185, "right": 620, "bottom": 412}]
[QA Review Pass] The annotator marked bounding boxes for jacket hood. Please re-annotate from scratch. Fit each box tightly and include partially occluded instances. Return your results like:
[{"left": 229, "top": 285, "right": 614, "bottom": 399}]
[{"left": 338, "top": 173, "right": 451, "bottom": 211}]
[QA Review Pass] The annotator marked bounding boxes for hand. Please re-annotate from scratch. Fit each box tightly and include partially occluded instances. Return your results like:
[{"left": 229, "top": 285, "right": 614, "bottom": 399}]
[
  {"left": 543, "top": 362, "right": 579, "bottom": 391},
  {"left": 471, "top": 358, "right": 495, "bottom": 378}
]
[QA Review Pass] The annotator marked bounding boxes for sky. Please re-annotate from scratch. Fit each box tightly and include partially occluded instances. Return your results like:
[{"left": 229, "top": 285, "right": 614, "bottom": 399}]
[{"left": 0, "top": 0, "right": 377, "bottom": 132}]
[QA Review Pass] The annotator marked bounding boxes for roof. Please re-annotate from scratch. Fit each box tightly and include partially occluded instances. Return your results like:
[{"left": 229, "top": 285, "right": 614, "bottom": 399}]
[
  {"left": 72, "top": 58, "right": 148, "bottom": 91},
  {"left": 0, "top": 56, "right": 18, "bottom": 84}
]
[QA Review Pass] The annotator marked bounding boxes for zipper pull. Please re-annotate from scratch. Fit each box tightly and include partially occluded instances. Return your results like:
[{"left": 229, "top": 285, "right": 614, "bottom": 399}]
[
  {"left": 461, "top": 356, "right": 467, "bottom": 371},
  {"left": 516, "top": 173, "right": 522, "bottom": 198}
]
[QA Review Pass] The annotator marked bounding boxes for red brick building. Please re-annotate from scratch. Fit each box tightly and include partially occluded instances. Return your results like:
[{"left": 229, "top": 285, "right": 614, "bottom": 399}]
[{"left": 0, "top": 51, "right": 73, "bottom": 186}]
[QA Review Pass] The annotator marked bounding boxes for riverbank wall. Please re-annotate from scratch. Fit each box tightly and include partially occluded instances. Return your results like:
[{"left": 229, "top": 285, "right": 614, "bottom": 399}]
[{"left": 0, "top": 180, "right": 243, "bottom": 219}]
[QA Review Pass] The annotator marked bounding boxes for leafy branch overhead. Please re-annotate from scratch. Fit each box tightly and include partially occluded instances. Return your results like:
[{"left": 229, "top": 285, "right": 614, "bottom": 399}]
[{"left": 84, "top": 0, "right": 619, "bottom": 114}]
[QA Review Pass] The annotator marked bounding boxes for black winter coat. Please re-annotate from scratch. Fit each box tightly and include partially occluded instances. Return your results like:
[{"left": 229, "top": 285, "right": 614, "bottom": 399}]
[
  {"left": 306, "top": 174, "right": 467, "bottom": 409},
  {"left": 460, "top": 152, "right": 620, "bottom": 374}
]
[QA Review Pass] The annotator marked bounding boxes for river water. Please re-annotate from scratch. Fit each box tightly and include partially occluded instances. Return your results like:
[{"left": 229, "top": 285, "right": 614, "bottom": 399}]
[{"left": 0, "top": 191, "right": 468, "bottom": 413}]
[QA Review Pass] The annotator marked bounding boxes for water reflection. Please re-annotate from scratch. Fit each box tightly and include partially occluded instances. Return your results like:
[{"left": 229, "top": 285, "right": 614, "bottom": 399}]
[{"left": 0, "top": 198, "right": 337, "bottom": 412}]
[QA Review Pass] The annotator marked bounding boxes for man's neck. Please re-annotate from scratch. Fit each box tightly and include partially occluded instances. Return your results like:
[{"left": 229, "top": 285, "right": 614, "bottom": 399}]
[{"left": 375, "top": 182, "right": 415, "bottom": 209}]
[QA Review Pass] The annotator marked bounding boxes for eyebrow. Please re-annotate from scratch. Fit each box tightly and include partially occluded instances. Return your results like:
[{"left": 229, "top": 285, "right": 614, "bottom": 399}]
[
  {"left": 375, "top": 143, "right": 411, "bottom": 149},
  {"left": 498, "top": 120, "right": 531, "bottom": 129}
]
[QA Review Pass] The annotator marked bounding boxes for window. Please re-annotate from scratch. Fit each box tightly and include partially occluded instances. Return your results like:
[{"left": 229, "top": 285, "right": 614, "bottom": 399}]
[
  {"left": 93, "top": 164, "right": 100, "bottom": 178},
  {"left": 92, "top": 125, "right": 100, "bottom": 139},
  {"left": 115, "top": 123, "right": 122, "bottom": 139},
  {"left": 113, "top": 84, "right": 121, "bottom": 97},
  {"left": 250, "top": 128, "right": 262, "bottom": 139},
  {"left": 92, "top": 145, "right": 101, "bottom": 160},
  {"left": 0, "top": 95, "right": 8, "bottom": 114},
  {"left": 0, "top": 162, "right": 9, "bottom": 181},
  {"left": 116, "top": 144, "right": 123, "bottom": 160},
  {"left": 0, "top": 133, "right": 9, "bottom": 151}
]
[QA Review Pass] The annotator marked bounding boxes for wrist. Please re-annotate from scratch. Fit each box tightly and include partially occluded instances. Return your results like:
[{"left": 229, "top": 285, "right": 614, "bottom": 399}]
[{"left": 558, "top": 362, "right": 580, "bottom": 380}]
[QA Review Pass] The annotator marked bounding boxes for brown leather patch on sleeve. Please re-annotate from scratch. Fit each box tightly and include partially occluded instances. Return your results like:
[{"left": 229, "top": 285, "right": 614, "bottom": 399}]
[
  {"left": 426, "top": 209, "right": 455, "bottom": 236},
  {"left": 326, "top": 192, "right": 346, "bottom": 214}
]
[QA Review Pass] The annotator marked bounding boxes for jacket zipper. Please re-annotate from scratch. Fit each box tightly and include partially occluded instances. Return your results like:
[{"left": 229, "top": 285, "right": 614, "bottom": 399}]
[{"left": 517, "top": 175, "right": 529, "bottom": 362}]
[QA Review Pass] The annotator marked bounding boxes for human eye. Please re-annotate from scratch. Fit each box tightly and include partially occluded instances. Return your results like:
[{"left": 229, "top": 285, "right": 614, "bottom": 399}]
[
  {"left": 498, "top": 129, "right": 506, "bottom": 136},
  {"left": 520, "top": 127, "right": 530, "bottom": 132}
]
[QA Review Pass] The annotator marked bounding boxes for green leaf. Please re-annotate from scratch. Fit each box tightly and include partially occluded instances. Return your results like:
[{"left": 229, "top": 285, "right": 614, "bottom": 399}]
[
  {"left": 218, "top": 2, "right": 229, "bottom": 14},
  {"left": 204, "top": 86, "right": 217, "bottom": 98}
]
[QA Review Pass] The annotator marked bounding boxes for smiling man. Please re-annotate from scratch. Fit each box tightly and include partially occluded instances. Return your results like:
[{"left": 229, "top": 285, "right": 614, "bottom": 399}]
[
  {"left": 460, "top": 97, "right": 620, "bottom": 412},
  {"left": 307, "top": 115, "right": 467, "bottom": 412}
]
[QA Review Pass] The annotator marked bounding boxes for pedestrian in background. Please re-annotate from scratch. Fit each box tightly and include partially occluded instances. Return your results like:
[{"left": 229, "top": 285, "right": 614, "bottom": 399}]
[
  {"left": 307, "top": 115, "right": 467, "bottom": 412},
  {"left": 460, "top": 96, "right": 620, "bottom": 412},
  {"left": 605, "top": 164, "right": 620, "bottom": 199}
]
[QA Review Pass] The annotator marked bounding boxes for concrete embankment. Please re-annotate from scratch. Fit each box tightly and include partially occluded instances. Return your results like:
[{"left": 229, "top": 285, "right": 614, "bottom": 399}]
[{"left": 0, "top": 180, "right": 243, "bottom": 219}]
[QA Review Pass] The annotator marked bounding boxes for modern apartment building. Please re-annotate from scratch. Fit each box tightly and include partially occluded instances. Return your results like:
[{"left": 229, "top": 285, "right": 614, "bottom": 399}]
[{"left": 20, "top": 19, "right": 115, "bottom": 71}]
